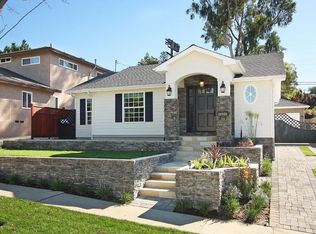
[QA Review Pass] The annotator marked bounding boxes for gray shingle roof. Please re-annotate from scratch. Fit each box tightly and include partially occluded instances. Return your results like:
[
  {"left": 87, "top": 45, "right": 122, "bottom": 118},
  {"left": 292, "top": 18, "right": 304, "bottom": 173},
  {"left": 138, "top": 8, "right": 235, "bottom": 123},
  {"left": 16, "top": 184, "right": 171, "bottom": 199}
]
[
  {"left": 71, "top": 64, "right": 165, "bottom": 91},
  {"left": 0, "top": 67, "right": 58, "bottom": 92},
  {"left": 237, "top": 53, "right": 285, "bottom": 77},
  {"left": 275, "top": 99, "right": 310, "bottom": 108},
  {"left": 70, "top": 51, "right": 285, "bottom": 92}
]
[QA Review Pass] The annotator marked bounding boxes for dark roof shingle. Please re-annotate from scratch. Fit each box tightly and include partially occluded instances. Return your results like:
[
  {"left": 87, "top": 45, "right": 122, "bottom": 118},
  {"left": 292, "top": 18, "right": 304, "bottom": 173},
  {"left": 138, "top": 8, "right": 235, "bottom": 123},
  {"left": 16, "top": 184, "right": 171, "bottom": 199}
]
[
  {"left": 275, "top": 99, "right": 310, "bottom": 108},
  {"left": 71, "top": 64, "right": 165, "bottom": 91},
  {"left": 237, "top": 53, "right": 285, "bottom": 77}
]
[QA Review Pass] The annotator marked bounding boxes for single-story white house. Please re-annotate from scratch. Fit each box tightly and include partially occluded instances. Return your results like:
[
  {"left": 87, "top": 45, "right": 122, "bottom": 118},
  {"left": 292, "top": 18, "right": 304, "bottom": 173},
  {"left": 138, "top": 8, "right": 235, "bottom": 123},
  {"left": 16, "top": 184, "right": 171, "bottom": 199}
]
[
  {"left": 275, "top": 98, "right": 309, "bottom": 122},
  {"left": 69, "top": 45, "right": 286, "bottom": 156}
]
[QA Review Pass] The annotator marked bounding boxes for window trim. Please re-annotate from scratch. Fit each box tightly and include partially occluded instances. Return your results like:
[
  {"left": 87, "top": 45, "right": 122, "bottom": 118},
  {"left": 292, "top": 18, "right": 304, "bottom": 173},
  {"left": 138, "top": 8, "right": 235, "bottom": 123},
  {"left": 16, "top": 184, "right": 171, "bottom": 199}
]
[
  {"left": 122, "top": 92, "right": 146, "bottom": 123},
  {"left": 21, "top": 91, "right": 33, "bottom": 109},
  {"left": 96, "top": 72, "right": 103, "bottom": 76},
  {"left": 21, "top": 56, "right": 40, "bottom": 66},
  {"left": 244, "top": 85, "right": 257, "bottom": 104},
  {"left": 59, "top": 58, "right": 78, "bottom": 71},
  {"left": 80, "top": 98, "right": 92, "bottom": 126},
  {"left": 0, "top": 57, "right": 11, "bottom": 64}
]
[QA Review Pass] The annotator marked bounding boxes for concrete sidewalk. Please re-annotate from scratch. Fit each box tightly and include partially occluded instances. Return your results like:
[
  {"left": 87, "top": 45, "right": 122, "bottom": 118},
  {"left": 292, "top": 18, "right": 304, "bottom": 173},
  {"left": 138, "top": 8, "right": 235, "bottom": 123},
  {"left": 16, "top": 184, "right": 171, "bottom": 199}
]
[{"left": 0, "top": 183, "right": 304, "bottom": 234}]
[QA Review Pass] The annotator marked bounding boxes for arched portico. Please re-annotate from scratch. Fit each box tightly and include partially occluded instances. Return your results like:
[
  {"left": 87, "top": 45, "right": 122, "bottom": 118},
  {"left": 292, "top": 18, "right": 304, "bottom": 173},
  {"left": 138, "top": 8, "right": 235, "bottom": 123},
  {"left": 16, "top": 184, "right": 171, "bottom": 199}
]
[{"left": 154, "top": 45, "right": 245, "bottom": 141}]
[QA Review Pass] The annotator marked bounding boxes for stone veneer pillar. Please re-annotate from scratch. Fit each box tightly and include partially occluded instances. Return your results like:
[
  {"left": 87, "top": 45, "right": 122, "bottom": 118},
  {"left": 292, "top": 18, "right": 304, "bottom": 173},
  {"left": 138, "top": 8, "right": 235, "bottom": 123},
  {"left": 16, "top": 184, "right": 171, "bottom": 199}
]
[
  {"left": 164, "top": 99, "right": 179, "bottom": 140},
  {"left": 216, "top": 96, "right": 232, "bottom": 142}
]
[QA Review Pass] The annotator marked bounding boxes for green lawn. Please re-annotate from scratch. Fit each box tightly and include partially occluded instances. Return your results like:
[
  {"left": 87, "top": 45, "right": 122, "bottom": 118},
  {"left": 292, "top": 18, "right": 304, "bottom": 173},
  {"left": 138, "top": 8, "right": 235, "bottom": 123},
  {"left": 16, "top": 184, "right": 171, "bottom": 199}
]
[
  {"left": 299, "top": 146, "right": 316, "bottom": 156},
  {"left": 313, "top": 169, "right": 316, "bottom": 178},
  {"left": 0, "top": 197, "right": 186, "bottom": 234},
  {"left": 0, "top": 149, "right": 160, "bottom": 159}
]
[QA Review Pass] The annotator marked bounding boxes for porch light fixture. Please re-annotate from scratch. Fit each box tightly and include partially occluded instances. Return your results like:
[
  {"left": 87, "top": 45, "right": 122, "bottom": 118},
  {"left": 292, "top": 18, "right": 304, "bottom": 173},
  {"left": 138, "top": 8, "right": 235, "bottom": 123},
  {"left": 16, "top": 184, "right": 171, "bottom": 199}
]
[
  {"left": 199, "top": 80, "right": 205, "bottom": 88},
  {"left": 220, "top": 81, "right": 226, "bottom": 93},
  {"left": 166, "top": 85, "right": 172, "bottom": 96}
]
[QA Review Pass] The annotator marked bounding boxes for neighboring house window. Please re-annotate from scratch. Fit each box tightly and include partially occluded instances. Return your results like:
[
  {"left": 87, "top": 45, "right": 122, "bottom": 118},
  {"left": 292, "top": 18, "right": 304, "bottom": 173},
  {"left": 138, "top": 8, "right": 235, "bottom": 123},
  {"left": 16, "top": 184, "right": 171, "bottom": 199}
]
[
  {"left": 21, "top": 56, "right": 40, "bottom": 66},
  {"left": 22, "top": 91, "right": 32, "bottom": 109},
  {"left": 96, "top": 72, "right": 103, "bottom": 76},
  {"left": 245, "top": 85, "right": 257, "bottom": 104},
  {"left": 0, "top": 57, "right": 11, "bottom": 64},
  {"left": 79, "top": 98, "right": 92, "bottom": 125},
  {"left": 59, "top": 58, "right": 78, "bottom": 71},
  {"left": 123, "top": 92, "right": 144, "bottom": 122}
]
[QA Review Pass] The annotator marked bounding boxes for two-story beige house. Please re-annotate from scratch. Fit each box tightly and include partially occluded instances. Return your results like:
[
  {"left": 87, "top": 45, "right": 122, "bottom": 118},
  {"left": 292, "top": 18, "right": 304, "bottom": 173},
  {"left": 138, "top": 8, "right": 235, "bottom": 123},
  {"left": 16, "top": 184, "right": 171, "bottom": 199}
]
[{"left": 0, "top": 46, "right": 112, "bottom": 138}]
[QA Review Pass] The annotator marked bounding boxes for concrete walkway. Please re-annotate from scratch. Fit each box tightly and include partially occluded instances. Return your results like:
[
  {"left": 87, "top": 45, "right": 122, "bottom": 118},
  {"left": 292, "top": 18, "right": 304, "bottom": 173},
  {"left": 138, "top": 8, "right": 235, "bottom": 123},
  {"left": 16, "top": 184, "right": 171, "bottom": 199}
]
[
  {"left": 270, "top": 146, "right": 316, "bottom": 233},
  {"left": 0, "top": 183, "right": 301, "bottom": 234}
]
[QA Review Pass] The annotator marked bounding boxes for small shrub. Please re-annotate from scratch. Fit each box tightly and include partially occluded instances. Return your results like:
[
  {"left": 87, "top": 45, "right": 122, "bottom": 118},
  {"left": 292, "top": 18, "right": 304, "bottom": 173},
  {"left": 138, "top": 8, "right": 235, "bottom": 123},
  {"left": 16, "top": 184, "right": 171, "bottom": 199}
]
[
  {"left": 227, "top": 155, "right": 236, "bottom": 167},
  {"left": 221, "top": 185, "right": 241, "bottom": 217},
  {"left": 222, "top": 197, "right": 240, "bottom": 218},
  {"left": 50, "top": 178, "right": 64, "bottom": 191},
  {"left": 247, "top": 189, "right": 269, "bottom": 223},
  {"left": 37, "top": 178, "right": 49, "bottom": 189},
  {"left": 121, "top": 191, "right": 134, "bottom": 204},
  {"left": 96, "top": 185, "right": 113, "bottom": 201},
  {"left": 236, "top": 158, "right": 249, "bottom": 168},
  {"left": 238, "top": 138, "right": 254, "bottom": 147},
  {"left": 260, "top": 181, "right": 272, "bottom": 197},
  {"left": 197, "top": 201, "right": 212, "bottom": 217},
  {"left": 261, "top": 159, "right": 272, "bottom": 176},
  {"left": 237, "top": 167, "right": 256, "bottom": 202},
  {"left": 75, "top": 184, "right": 88, "bottom": 196},
  {"left": 25, "top": 177, "right": 36, "bottom": 187},
  {"left": 8, "top": 174, "right": 22, "bottom": 185},
  {"left": 175, "top": 199, "right": 192, "bottom": 213},
  {"left": 203, "top": 143, "right": 222, "bottom": 160}
]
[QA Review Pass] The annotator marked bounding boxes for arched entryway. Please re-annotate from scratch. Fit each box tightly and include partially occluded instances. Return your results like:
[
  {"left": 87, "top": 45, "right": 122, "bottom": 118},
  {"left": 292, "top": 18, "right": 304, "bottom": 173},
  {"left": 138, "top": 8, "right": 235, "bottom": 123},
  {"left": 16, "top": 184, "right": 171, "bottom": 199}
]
[{"left": 178, "top": 75, "right": 218, "bottom": 135}]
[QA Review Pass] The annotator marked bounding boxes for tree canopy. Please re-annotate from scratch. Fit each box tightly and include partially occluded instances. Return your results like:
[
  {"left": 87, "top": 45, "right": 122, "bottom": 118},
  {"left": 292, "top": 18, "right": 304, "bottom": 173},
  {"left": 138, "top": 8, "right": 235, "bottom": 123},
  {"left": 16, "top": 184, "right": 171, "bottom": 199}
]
[
  {"left": 1, "top": 40, "right": 31, "bottom": 53},
  {"left": 138, "top": 53, "right": 159, "bottom": 65},
  {"left": 281, "top": 63, "right": 298, "bottom": 100},
  {"left": 187, "top": 0, "right": 296, "bottom": 57}
]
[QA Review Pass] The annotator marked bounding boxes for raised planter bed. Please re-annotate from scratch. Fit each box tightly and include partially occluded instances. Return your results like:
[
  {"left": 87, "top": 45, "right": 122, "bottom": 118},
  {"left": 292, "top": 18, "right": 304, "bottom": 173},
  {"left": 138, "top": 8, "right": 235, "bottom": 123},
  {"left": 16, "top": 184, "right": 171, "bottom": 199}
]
[
  {"left": 0, "top": 153, "right": 173, "bottom": 200},
  {"left": 176, "top": 163, "right": 259, "bottom": 211}
]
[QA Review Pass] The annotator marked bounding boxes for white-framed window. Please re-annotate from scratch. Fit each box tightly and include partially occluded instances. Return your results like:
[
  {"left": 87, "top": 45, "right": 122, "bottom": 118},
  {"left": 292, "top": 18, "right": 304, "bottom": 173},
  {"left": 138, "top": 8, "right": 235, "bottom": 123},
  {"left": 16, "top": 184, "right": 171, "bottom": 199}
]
[
  {"left": 22, "top": 91, "right": 32, "bottom": 109},
  {"left": 0, "top": 57, "right": 11, "bottom": 64},
  {"left": 244, "top": 85, "right": 257, "bottom": 104},
  {"left": 59, "top": 58, "right": 78, "bottom": 71},
  {"left": 21, "top": 56, "right": 40, "bottom": 66},
  {"left": 79, "top": 98, "right": 92, "bottom": 125},
  {"left": 86, "top": 98, "right": 92, "bottom": 125},
  {"left": 123, "top": 92, "right": 144, "bottom": 122}
]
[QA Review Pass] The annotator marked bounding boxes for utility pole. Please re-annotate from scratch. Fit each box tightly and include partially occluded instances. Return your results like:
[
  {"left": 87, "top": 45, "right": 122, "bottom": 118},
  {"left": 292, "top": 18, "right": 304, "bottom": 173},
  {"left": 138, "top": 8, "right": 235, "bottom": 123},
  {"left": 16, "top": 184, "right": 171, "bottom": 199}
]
[{"left": 114, "top": 60, "right": 118, "bottom": 72}]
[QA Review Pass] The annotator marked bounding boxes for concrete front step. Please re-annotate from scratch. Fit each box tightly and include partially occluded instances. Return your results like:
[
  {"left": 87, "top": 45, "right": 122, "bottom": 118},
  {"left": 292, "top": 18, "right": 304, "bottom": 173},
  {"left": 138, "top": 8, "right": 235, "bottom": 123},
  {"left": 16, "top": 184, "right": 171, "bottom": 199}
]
[
  {"left": 180, "top": 136, "right": 218, "bottom": 142},
  {"left": 178, "top": 146, "right": 194, "bottom": 151},
  {"left": 150, "top": 172, "right": 175, "bottom": 180},
  {"left": 154, "top": 162, "right": 187, "bottom": 173},
  {"left": 139, "top": 187, "right": 176, "bottom": 199},
  {"left": 145, "top": 180, "right": 176, "bottom": 189}
]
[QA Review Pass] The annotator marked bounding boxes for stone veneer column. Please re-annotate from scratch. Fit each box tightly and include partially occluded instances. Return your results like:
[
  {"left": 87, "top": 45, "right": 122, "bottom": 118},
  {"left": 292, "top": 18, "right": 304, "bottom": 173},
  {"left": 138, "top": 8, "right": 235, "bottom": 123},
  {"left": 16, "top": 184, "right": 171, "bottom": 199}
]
[
  {"left": 164, "top": 99, "right": 179, "bottom": 140},
  {"left": 216, "top": 96, "right": 232, "bottom": 142}
]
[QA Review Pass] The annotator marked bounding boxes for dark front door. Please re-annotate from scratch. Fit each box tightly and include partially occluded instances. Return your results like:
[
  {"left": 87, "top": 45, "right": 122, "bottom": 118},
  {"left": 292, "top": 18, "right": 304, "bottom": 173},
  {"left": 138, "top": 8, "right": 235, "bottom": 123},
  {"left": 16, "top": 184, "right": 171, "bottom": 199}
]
[{"left": 187, "top": 86, "right": 217, "bottom": 132}]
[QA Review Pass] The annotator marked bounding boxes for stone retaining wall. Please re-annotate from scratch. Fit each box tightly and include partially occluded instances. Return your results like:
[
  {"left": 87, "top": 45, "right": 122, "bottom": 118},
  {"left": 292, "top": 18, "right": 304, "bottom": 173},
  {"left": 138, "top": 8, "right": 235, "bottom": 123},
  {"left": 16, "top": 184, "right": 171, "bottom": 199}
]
[
  {"left": 3, "top": 140, "right": 180, "bottom": 153},
  {"left": 0, "top": 153, "right": 173, "bottom": 199},
  {"left": 220, "top": 145, "right": 263, "bottom": 168},
  {"left": 176, "top": 164, "right": 258, "bottom": 210}
]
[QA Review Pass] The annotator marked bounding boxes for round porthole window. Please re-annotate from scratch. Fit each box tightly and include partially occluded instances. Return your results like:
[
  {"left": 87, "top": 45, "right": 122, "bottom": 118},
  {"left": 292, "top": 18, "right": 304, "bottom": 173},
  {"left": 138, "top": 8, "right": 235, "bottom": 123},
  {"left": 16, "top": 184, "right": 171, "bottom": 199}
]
[{"left": 245, "top": 85, "right": 256, "bottom": 103}]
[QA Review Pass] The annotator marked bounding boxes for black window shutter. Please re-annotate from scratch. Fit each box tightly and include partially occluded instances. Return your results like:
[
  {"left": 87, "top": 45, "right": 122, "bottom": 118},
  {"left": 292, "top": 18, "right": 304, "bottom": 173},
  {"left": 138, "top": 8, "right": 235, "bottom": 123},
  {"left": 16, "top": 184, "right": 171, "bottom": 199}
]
[
  {"left": 80, "top": 99, "right": 86, "bottom": 125},
  {"left": 145, "top": 92, "right": 153, "bottom": 122},
  {"left": 115, "top": 94, "right": 123, "bottom": 122}
]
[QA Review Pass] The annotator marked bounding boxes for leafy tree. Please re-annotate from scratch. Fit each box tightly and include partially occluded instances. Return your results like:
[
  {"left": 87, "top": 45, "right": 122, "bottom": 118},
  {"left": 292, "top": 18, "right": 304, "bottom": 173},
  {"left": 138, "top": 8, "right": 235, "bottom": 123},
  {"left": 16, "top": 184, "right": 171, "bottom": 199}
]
[
  {"left": 159, "top": 51, "right": 169, "bottom": 63},
  {"left": 138, "top": 53, "right": 160, "bottom": 65},
  {"left": 281, "top": 63, "right": 298, "bottom": 99},
  {"left": 1, "top": 40, "right": 31, "bottom": 53},
  {"left": 187, "top": 0, "right": 296, "bottom": 57},
  {"left": 309, "top": 86, "right": 316, "bottom": 95}
]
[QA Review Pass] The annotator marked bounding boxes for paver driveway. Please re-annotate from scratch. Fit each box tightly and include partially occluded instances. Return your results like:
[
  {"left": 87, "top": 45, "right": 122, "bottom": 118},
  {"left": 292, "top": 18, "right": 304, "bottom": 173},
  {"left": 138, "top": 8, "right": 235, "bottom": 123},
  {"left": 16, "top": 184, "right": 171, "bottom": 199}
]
[{"left": 270, "top": 145, "right": 316, "bottom": 233}]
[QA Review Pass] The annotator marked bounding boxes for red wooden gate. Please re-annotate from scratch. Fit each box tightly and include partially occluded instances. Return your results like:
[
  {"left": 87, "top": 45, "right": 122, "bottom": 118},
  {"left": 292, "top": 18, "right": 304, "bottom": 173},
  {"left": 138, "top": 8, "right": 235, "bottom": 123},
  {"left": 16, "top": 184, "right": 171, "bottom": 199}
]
[{"left": 31, "top": 105, "right": 76, "bottom": 139}]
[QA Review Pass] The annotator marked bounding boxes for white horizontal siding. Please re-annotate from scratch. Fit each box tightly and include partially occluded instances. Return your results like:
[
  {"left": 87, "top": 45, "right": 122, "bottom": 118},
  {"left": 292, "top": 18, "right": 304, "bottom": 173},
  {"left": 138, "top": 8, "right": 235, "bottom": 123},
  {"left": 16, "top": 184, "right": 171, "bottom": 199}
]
[
  {"left": 234, "top": 80, "right": 274, "bottom": 138},
  {"left": 91, "top": 87, "right": 165, "bottom": 137}
]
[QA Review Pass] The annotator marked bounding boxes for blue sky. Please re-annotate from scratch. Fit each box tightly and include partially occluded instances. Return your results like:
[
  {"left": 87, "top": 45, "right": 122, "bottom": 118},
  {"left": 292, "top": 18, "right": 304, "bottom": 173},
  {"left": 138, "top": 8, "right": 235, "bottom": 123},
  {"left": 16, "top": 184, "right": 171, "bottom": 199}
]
[{"left": 1, "top": 0, "right": 315, "bottom": 90}]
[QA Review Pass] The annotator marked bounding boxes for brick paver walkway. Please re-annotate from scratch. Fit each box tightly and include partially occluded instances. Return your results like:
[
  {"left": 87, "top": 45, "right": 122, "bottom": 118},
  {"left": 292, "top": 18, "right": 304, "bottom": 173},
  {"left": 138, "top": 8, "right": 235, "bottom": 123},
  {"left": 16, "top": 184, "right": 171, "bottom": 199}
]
[{"left": 270, "top": 146, "right": 316, "bottom": 233}]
